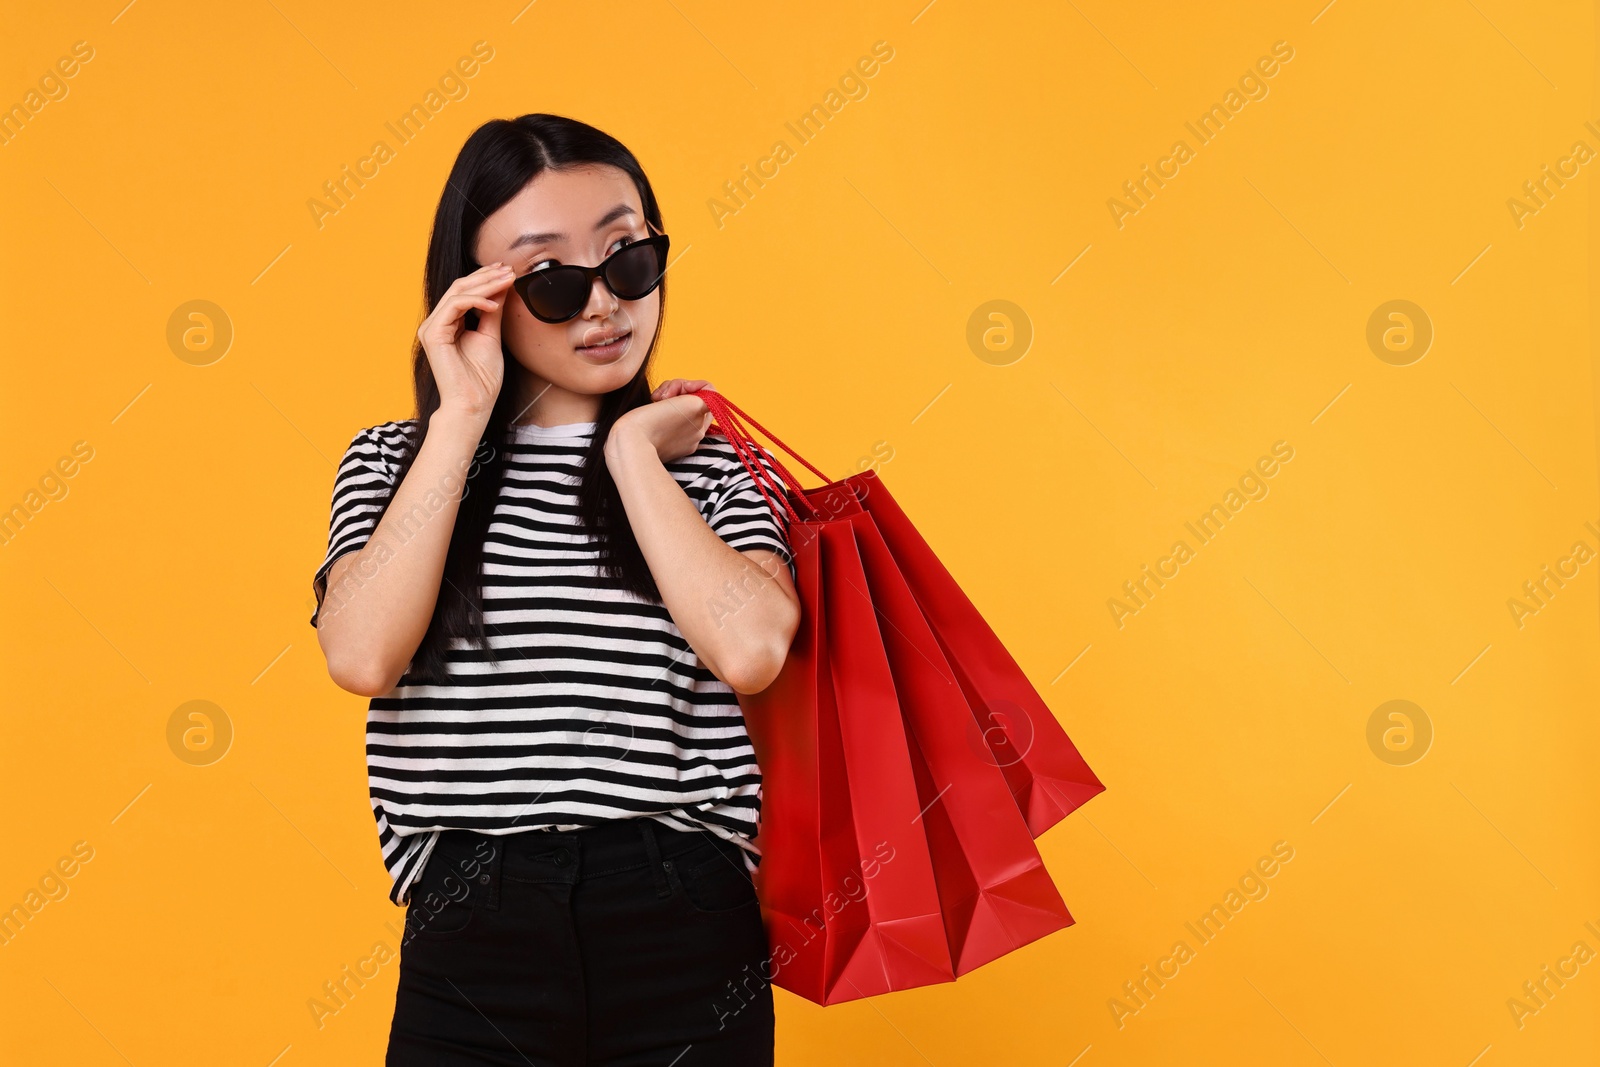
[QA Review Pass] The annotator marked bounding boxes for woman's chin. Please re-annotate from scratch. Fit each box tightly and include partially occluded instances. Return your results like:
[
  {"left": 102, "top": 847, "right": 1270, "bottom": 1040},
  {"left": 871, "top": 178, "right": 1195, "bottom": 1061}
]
[
  {"left": 511, "top": 340, "right": 647, "bottom": 400},
  {"left": 550, "top": 355, "right": 644, "bottom": 396}
]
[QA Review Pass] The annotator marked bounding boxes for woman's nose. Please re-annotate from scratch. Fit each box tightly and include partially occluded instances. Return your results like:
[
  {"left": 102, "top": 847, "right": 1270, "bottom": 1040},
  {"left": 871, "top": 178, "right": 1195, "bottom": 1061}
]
[{"left": 585, "top": 274, "right": 619, "bottom": 316}]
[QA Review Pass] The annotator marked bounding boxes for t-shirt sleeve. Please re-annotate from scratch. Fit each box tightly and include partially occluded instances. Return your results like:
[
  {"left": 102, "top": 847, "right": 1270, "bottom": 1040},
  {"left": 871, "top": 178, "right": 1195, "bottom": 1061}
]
[
  {"left": 310, "top": 425, "right": 400, "bottom": 628},
  {"left": 708, "top": 443, "right": 797, "bottom": 582}
]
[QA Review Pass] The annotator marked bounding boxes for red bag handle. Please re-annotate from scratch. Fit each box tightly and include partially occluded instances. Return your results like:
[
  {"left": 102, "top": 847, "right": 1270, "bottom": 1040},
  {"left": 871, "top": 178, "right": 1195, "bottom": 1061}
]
[{"left": 695, "top": 389, "right": 831, "bottom": 524}]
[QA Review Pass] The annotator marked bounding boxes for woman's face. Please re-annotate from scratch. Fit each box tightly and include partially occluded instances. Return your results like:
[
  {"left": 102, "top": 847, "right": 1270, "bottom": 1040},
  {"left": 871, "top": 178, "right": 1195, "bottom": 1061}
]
[{"left": 471, "top": 164, "right": 661, "bottom": 419}]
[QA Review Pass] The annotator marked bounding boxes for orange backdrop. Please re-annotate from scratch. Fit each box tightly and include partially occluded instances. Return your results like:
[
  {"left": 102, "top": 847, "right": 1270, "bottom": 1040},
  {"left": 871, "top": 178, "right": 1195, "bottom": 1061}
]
[{"left": 2, "top": 1, "right": 1596, "bottom": 1064}]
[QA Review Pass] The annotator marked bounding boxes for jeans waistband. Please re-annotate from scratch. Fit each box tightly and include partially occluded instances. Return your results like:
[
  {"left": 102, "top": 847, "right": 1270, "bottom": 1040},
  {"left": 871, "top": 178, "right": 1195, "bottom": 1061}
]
[{"left": 420, "top": 818, "right": 742, "bottom": 914}]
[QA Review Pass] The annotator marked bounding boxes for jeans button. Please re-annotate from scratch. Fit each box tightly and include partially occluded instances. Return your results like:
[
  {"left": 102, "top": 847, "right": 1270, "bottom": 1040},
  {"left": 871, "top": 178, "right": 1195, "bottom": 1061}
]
[
  {"left": 552, "top": 847, "right": 572, "bottom": 867},
  {"left": 478, "top": 873, "right": 491, "bottom": 885}
]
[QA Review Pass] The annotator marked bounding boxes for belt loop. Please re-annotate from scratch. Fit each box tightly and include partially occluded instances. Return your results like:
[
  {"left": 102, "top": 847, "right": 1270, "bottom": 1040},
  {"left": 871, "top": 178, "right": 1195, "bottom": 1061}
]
[{"left": 637, "top": 819, "right": 672, "bottom": 898}]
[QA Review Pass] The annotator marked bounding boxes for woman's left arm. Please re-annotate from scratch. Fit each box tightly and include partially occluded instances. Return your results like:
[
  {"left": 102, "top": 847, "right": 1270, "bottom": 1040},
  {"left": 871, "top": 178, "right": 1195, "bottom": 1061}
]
[{"left": 604, "top": 381, "right": 801, "bottom": 694}]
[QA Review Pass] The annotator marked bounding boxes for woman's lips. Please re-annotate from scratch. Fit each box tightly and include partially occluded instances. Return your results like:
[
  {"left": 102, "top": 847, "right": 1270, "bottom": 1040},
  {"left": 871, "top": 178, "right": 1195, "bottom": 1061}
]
[{"left": 576, "top": 330, "right": 631, "bottom": 361}]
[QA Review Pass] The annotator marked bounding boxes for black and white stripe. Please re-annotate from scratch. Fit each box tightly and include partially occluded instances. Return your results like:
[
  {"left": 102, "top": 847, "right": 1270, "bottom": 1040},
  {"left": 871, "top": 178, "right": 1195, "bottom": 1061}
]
[{"left": 310, "top": 417, "right": 795, "bottom": 905}]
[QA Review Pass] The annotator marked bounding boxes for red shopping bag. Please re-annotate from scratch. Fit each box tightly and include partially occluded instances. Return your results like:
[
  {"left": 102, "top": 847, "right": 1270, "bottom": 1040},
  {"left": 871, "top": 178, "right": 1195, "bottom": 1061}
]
[
  {"left": 842, "top": 498, "right": 1079, "bottom": 976},
  {"left": 853, "top": 471, "right": 1107, "bottom": 835},
  {"left": 740, "top": 480, "right": 954, "bottom": 1005},
  {"left": 700, "top": 390, "right": 1102, "bottom": 1001}
]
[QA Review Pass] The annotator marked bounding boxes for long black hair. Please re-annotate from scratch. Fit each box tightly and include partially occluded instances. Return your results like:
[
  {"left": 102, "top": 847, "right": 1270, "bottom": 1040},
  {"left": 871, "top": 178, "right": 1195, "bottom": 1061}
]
[{"left": 377, "top": 114, "right": 668, "bottom": 685}]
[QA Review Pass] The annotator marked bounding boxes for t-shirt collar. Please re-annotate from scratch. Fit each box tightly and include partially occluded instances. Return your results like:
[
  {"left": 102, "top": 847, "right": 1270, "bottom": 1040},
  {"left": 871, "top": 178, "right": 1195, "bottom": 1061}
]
[{"left": 508, "top": 420, "right": 597, "bottom": 441}]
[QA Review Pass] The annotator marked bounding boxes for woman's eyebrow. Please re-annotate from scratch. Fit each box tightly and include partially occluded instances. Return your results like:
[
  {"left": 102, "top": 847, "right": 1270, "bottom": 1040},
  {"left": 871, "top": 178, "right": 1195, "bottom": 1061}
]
[{"left": 505, "top": 204, "right": 638, "bottom": 252}]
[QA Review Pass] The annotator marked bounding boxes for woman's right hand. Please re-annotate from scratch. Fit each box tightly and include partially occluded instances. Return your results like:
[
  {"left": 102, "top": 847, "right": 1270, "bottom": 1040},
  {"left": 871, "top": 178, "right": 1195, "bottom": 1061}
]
[{"left": 417, "top": 262, "right": 516, "bottom": 422}]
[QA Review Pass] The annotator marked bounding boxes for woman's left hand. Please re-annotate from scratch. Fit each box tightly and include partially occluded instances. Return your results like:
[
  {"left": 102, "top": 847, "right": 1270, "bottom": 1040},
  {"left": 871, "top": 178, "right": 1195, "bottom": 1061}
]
[
  {"left": 650, "top": 378, "right": 714, "bottom": 403},
  {"left": 610, "top": 379, "right": 716, "bottom": 464}
]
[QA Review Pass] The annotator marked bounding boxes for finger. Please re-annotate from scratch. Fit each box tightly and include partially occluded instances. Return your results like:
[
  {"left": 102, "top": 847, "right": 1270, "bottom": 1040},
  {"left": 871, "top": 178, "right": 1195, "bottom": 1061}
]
[
  {"left": 447, "top": 266, "right": 515, "bottom": 299},
  {"left": 448, "top": 263, "right": 504, "bottom": 288},
  {"left": 446, "top": 294, "right": 501, "bottom": 319},
  {"left": 461, "top": 269, "right": 517, "bottom": 295},
  {"left": 476, "top": 291, "right": 504, "bottom": 342},
  {"left": 426, "top": 294, "right": 500, "bottom": 335}
]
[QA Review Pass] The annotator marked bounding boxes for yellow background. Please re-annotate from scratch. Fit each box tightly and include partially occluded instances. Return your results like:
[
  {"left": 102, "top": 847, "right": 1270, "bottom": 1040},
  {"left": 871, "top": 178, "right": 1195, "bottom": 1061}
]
[{"left": 2, "top": 1, "right": 1597, "bottom": 1063}]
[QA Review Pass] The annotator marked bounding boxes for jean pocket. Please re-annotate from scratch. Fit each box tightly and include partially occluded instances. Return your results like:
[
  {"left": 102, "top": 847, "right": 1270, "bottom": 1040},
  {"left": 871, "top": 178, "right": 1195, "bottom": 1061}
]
[
  {"left": 404, "top": 853, "right": 480, "bottom": 941},
  {"left": 405, "top": 891, "right": 477, "bottom": 942}
]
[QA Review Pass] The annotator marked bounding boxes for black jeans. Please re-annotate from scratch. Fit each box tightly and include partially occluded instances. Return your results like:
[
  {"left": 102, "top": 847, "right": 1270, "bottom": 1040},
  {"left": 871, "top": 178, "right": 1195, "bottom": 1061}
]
[{"left": 385, "top": 818, "right": 776, "bottom": 1066}]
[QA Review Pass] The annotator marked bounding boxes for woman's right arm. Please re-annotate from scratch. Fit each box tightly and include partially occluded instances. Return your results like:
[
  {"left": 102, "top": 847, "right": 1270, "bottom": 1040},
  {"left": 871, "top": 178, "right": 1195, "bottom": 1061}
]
[
  {"left": 315, "top": 408, "right": 489, "bottom": 696},
  {"left": 316, "top": 260, "right": 518, "bottom": 697}
]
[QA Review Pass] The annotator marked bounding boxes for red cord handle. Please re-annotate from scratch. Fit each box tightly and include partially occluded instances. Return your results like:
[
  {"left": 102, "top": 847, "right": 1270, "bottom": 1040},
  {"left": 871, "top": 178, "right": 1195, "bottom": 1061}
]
[{"left": 695, "top": 389, "right": 831, "bottom": 524}]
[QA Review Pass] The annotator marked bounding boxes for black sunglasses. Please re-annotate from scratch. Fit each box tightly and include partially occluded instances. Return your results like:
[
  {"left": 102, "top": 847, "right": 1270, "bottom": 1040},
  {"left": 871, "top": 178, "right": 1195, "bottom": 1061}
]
[{"left": 500, "top": 231, "right": 671, "bottom": 324}]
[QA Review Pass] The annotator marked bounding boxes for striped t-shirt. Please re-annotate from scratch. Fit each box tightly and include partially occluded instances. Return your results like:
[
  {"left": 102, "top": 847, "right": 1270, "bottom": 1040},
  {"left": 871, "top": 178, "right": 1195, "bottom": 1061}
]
[{"left": 309, "top": 416, "right": 795, "bottom": 906}]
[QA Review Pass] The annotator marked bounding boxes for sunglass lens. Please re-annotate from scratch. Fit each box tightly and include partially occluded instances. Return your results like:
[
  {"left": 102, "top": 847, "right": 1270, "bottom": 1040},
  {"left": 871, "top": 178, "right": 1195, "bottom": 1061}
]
[
  {"left": 523, "top": 269, "right": 589, "bottom": 322},
  {"left": 605, "top": 241, "right": 666, "bottom": 300}
]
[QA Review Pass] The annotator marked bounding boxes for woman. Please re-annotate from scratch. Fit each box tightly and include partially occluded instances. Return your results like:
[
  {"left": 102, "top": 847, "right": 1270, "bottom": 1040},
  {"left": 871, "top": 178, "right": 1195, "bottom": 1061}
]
[{"left": 310, "top": 113, "right": 800, "bottom": 1066}]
